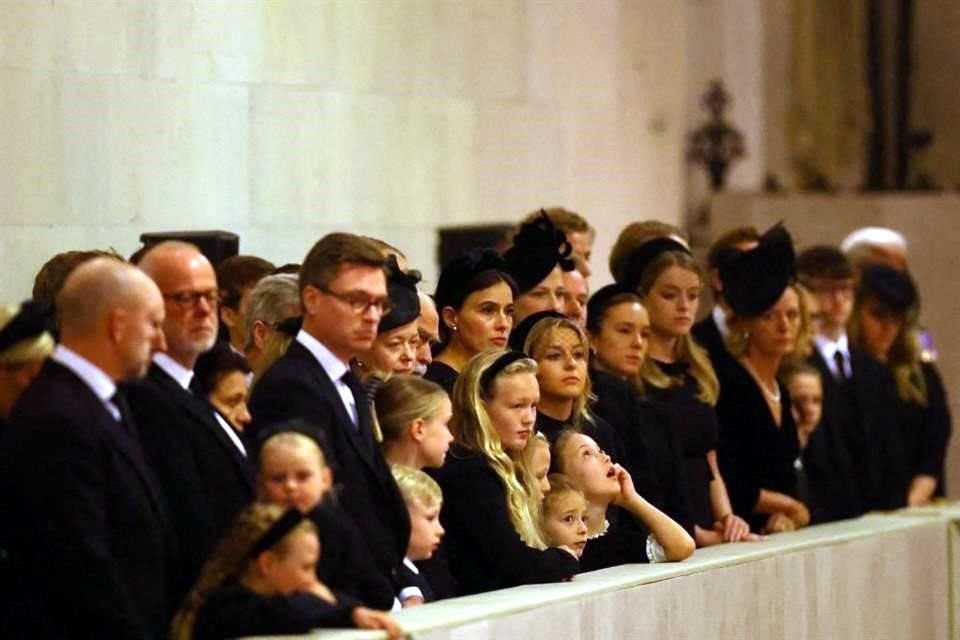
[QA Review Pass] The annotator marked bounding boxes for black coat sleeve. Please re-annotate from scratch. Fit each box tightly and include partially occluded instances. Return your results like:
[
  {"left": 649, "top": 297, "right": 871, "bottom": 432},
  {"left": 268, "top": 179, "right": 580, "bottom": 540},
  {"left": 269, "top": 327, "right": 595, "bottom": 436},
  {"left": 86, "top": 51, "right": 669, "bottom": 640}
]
[
  {"left": 579, "top": 508, "right": 651, "bottom": 571},
  {"left": 916, "top": 363, "right": 952, "bottom": 485},
  {"left": 439, "top": 456, "right": 579, "bottom": 592}
]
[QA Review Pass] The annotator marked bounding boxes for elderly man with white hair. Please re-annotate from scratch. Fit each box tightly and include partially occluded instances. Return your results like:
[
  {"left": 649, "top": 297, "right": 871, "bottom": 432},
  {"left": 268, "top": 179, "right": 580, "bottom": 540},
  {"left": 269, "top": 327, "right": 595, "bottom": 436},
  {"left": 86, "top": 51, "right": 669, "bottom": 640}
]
[{"left": 840, "top": 226, "right": 908, "bottom": 272}]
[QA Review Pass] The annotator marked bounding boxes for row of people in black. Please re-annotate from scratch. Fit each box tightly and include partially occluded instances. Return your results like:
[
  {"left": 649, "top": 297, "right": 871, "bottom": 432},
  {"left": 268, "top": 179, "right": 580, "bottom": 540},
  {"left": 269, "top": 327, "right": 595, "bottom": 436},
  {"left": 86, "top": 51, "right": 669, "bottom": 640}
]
[{"left": 0, "top": 210, "right": 949, "bottom": 639}]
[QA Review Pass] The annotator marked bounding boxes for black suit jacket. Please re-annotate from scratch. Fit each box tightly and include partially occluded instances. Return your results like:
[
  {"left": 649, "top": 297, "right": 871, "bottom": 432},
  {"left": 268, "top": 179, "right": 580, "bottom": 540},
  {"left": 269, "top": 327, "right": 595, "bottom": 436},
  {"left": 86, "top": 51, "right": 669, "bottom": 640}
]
[
  {"left": 125, "top": 363, "right": 255, "bottom": 594},
  {"left": 248, "top": 341, "right": 410, "bottom": 609},
  {"left": 807, "top": 346, "right": 901, "bottom": 515},
  {"left": 0, "top": 361, "right": 178, "bottom": 639},
  {"left": 692, "top": 312, "right": 737, "bottom": 372}
]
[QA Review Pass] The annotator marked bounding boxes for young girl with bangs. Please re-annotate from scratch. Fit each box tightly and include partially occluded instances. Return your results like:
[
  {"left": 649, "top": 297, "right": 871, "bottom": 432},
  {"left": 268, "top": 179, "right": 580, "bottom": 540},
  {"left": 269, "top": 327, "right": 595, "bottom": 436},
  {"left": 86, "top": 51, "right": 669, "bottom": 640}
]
[
  {"left": 551, "top": 429, "right": 695, "bottom": 570},
  {"left": 432, "top": 349, "right": 579, "bottom": 595},
  {"left": 629, "top": 242, "right": 758, "bottom": 547},
  {"left": 172, "top": 503, "right": 401, "bottom": 640}
]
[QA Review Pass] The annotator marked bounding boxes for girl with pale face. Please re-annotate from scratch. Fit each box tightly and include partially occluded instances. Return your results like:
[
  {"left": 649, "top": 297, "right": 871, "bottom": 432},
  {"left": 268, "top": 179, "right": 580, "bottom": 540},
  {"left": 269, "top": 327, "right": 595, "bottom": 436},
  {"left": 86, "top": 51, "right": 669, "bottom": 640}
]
[
  {"left": 522, "top": 434, "right": 552, "bottom": 501},
  {"left": 589, "top": 299, "right": 651, "bottom": 380},
  {"left": 258, "top": 433, "right": 333, "bottom": 514},
  {"left": 485, "top": 371, "right": 539, "bottom": 453},
  {"left": 785, "top": 369, "right": 823, "bottom": 449},
  {"left": 376, "top": 375, "right": 454, "bottom": 470}
]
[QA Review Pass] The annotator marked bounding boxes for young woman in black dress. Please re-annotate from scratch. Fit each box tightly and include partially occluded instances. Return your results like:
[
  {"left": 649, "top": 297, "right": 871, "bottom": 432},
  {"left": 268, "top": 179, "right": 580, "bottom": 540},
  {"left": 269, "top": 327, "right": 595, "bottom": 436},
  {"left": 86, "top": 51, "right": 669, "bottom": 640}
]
[
  {"left": 715, "top": 224, "right": 809, "bottom": 533},
  {"left": 629, "top": 242, "right": 757, "bottom": 546},
  {"left": 432, "top": 349, "right": 579, "bottom": 595},
  {"left": 585, "top": 285, "right": 695, "bottom": 537},
  {"left": 847, "top": 264, "right": 952, "bottom": 507},
  {"left": 425, "top": 250, "right": 517, "bottom": 394}
]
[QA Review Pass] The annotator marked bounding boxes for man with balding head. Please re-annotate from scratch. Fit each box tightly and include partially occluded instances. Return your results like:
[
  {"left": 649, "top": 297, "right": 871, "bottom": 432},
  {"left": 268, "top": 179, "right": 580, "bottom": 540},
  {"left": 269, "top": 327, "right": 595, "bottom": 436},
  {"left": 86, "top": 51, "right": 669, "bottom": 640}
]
[
  {"left": 126, "top": 241, "right": 254, "bottom": 595},
  {"left": 0, "top": 258, "right": 178, "bottom": 639}
]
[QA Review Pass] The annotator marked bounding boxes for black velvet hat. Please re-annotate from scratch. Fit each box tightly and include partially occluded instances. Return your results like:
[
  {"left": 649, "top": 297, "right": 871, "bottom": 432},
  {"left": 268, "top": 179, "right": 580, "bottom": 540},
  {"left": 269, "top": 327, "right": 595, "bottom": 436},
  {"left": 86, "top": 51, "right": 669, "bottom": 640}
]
[
  {"left": 617, "top": 237, "right": 691, "bottom": 292},
  {"left": 857, "top": 264, "right": 919, "bottom": 315},
  {"left": 585, "top": 283, "right": 638, "bottom": 330},
  {"left": 434, "top": 249, "right": 514, "bottom": 312},
  {"left": 718, "top": 223, "right": 796, "bottom": 318},
  {"left": 379, "top": 255, "right": 422, "bottom": 333},
  {"left": 508, "top": 310, "right": 566, "bottom": 353},
  {"left": 502, "top": 210, "right": 575, "bottom": 294}
]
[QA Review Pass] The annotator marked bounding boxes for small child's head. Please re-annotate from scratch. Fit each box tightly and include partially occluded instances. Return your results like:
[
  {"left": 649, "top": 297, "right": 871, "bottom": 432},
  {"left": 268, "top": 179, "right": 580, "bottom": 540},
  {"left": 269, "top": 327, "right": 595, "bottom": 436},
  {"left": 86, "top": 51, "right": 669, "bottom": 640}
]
[
  {"left": 551, "top": 429, "right": 619, "bottom": 503},
  {"left": 540, "top": 474, "right": 588, "bottom": 557},
  {"left": 781, "top": 363, "right": 823, "bottom": 446},
  {"left": 257, "top": 427, "right": 334, "bottom": 513},
  {"left": 391, "top": 464, "right": 444, "bottom": 561},
  {"left": 376, "top": 375, "right": 454, "bottom": 468},
  {"left": 521, "top": 432, "right": 551, "bottom": 501}
]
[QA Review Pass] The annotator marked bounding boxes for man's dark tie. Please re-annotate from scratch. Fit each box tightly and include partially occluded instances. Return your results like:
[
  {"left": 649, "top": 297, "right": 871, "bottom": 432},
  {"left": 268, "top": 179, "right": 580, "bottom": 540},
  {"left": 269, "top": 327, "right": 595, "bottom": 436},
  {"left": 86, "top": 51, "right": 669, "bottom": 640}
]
[
  {"left": 341, "top": 370, "right": 375, "bottom": 455},
  {"left": 833, "top": 350, "right": 848, "bottom": 383},
  {"left": 111, "top": 389, "right": 135, "bottom": 430}
]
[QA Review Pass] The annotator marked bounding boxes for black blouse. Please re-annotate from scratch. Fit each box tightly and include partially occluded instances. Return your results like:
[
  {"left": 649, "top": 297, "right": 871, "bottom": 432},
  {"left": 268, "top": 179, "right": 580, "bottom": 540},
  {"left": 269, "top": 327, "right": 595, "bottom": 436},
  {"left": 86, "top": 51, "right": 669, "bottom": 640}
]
[
  {"left": 423, "top": 361, "right": 459, "bottom": 396},
  {"left": 534, "top": 410, "right": 625, "bottom": 464},
  {"left": 645, "top": 360, "right": 719, "bottom": 531},
  {"left": 894, "top": 362, "right": 953, "bottom": 499},
  {"left": 715, "top": 358, "right": 799, "bottom": 530},
  {"left": 579, "top": 506, "right": 652, "bottom": 571},
  {"left": 589, "top": 368, "right": 695, "bottom": 536},
  {"left": 192, "top": 583, "right": 361, "bottom": 640},
  {"left": 432, "top": 445, "right": 579, "bottom": 595}
]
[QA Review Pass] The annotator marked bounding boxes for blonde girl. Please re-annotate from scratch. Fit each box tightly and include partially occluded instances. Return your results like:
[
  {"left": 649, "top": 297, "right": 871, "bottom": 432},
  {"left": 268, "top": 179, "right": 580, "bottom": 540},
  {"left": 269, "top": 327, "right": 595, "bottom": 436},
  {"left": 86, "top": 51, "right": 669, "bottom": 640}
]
[
  {"left": 375, "top": 375, "right": 454, "bottom": 469},
  {"left": 432, "top": 349, "right": 579, "bottom": 595},
  {"left": 172, "top": 503, "right": 401, "bottom": 640}
]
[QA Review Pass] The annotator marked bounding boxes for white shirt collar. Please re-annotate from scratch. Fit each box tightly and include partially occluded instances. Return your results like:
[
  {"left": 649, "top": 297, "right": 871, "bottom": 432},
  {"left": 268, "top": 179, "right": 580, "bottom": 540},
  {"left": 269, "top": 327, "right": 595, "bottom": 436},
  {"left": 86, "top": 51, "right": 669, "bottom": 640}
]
[
  {"left": 51, "top": 344, "right": 118, "bottom": 417},
  {"left": 712, "top": 305, "right": 731, "bottom": 339},
  {"left": 153, "top": 352, "right": 194, "bottom": 390},
  {"left": 403, "top": 557, "right": 420, "bottom": 574},
  {"left": 213, "top": 410, "right": 247, "bottom": 457},
  {"left": 813, "top": 332, "right": 850, "bottom": 358},
  {"left": 296, "top": 329, "right": 350, "bottom": 382}
]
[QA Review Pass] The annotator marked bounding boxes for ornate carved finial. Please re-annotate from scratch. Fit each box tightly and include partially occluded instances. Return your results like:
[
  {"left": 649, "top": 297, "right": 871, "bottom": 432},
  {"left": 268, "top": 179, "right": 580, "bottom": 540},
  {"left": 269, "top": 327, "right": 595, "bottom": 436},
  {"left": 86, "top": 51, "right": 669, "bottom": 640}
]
[{"left": 687, "top": 80, "right": 745, "bottom": 190}]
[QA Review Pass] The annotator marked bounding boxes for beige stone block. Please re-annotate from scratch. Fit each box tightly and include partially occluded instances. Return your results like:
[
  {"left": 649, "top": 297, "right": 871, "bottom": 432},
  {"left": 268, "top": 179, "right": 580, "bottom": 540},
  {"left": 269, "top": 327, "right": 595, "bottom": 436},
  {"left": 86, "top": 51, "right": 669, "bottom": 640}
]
[{"left": 0, "top": 2, "right": 59, "bottom": 71}]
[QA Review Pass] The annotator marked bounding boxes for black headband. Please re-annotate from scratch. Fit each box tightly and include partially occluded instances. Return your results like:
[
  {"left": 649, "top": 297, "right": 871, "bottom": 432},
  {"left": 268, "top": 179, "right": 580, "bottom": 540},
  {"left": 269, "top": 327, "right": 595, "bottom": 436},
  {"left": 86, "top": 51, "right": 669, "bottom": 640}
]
[
  {"left": 619, "top": 237, "right": 691, "bottom": 292},
  {"left": 249, "top": 508, "right": 306, "bottom": 557},
  {"left": 480, "top": 350, "right": 528, "bottom": 393},
  {"left": 275, "top": 315, "right": 303, "bottom": 338},
  {"left": 0, "top": 300, "right": 50, "bottom": 354}
]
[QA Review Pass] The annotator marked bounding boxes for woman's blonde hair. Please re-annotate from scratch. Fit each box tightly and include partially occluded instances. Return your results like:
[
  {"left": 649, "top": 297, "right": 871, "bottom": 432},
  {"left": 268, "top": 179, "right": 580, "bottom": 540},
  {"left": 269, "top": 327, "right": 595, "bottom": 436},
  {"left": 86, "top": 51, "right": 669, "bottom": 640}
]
[
  {"left": 375, "top": 375, "right": 449, "bottom": 447},
  {"left": 451, "top": 349, "right": 546, "bottom": 548},
  {"left": 541, "top": 473, "right": 586, "bottom": 519},
  {"left": 171, "top": 503, "right": 317, "bottom": 640},
  {"left": 848, "top": 294, "right": 927, "bottom": 405},
  {"left": 637, "top": 252, "right": 719, "bottom": 405},
  {"left": 391, "top": 463, "right": 443, "bottom": 508},
  {"left": 523, "top": 316, "right": 595, "bottom": 429}
]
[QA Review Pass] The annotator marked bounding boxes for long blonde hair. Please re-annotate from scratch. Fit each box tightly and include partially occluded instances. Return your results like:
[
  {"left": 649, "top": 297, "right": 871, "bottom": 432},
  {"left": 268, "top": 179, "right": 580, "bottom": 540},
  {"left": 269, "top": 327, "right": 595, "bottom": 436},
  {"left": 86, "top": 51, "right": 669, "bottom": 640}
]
[
  {"left": 638, "top": 252, "right": 719, "bottom": 405},
  {"left": 170, "top": 503, "right": 317, "bottom": 640},
  {"left": 523, "top": 316, "right": 596, "bottom": 429},
  {"left": 451, "top": 349, "right": 546, "bottom": 548}
]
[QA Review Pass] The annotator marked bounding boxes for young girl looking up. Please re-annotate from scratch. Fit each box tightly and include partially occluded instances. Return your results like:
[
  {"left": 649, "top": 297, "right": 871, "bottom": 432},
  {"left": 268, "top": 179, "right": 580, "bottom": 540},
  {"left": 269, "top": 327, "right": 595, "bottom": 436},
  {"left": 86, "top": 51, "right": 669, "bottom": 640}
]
[
  {"left": 257, "top": 427, "right": 398, "bottom": 610},
  {"left": 433, "top": 349, "right": 580, "bottom": 595},
  {"left": 540, "top": 474, "right": 589, "bottom": 558},
  {"left": 552, "top": 430, "right": 695, "bottom": 570},
  {"left": 391, "top": 464, "right": 445, "bottom": 606},
  {"left": 172, "top": 503, "right": 402, "bottom": 640},
  {"left": 522, "top": 432, "right": 552, "bottom": 501},
  {"left": 376, "top": 375, "right": 454, "bottom": 469}
]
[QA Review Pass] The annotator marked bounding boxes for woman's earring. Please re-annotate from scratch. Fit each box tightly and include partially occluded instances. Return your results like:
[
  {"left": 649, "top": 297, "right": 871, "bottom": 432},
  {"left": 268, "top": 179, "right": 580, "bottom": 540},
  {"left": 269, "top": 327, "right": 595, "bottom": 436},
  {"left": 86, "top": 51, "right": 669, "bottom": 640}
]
[{"left": 452, "top": 324, "right": 458, "bottom": 331}]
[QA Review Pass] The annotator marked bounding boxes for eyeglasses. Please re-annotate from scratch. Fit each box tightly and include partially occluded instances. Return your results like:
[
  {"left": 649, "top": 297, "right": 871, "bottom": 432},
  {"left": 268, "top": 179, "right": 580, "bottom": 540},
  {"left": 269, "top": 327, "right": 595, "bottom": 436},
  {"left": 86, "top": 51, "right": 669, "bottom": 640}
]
[
  {"left": 315, "top": 285, "right": 393, "bottom": 315},
  {"left": 163, "top": 289, "right": 222, "bottom": 308}
]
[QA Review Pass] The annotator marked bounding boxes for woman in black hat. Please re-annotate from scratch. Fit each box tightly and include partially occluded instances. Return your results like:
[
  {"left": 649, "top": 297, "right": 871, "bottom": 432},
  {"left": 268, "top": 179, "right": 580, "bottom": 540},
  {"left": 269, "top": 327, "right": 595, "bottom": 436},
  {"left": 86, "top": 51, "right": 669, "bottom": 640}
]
[
  {"left": 426, "top": 250, "right": 518, "bottom": 395},
  {"left": 356, "top": 256, "right": 423, "bottom": 380},
  {"left": 714, "top": 225, "right": 809, "bottom": 534},
  {"left": 502, "top": 211, "right": 576, "bottom": 324},
  {"left": 848, "top": 265, "right": 951, "bottom": 507}
]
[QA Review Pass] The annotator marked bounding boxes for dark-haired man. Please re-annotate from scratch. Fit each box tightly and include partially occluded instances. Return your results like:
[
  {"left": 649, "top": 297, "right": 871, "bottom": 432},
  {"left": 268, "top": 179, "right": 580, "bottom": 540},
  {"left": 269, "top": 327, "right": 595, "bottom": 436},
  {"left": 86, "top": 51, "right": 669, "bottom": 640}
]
[{"left": 249, "top": 233, "right": 410, "bottom": 609}]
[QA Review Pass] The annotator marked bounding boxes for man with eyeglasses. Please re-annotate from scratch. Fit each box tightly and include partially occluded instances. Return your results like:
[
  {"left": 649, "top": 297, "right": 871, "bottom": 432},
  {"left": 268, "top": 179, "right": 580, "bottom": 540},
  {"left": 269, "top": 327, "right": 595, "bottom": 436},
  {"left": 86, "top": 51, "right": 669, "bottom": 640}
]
[
  {"left": 125, "top": 241, "right": 255, "bottom": 598},
  {"left": 249, "top": 233, "right": 411, "bottom": 610},
  {"left": 796, "top": 245, "right": 899, "bottom": 521}
]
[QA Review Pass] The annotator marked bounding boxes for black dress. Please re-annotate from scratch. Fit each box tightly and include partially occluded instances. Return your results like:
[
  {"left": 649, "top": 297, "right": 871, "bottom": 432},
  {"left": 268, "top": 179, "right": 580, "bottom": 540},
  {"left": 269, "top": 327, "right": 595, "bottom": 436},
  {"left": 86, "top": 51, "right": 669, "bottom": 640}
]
[
  {"left": 535, "top": 410, "right": 625, "bottom": 464},
  {"left": 192, "top": 583, "right": 361, "bottom": 640},
  {"left": 579, "top": 506, "right": 652, "bottom": 571},
  {"left": 423, "top": 361, "right": 459, "bottom": 396},
  {"left": 894, "top": 362, "right": 952, "bottom": 499},
  {"left": 589, "top": 368, "right": 695, "bottom": 536},
  {"left": 432, "top": 445, "right": 579, "bottom": 595},
  {"left": 715, "top": 358, "right": 800, "bottom": 531},
  {"left": 645, "top": 360, "right": 719, "bottom": 531}
]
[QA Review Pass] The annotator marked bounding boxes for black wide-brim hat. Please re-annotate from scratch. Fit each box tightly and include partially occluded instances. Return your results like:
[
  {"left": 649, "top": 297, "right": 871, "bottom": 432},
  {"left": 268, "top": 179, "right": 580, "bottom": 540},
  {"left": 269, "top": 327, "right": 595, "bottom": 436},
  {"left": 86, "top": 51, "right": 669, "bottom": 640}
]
[
  {"left": 502, "top": 210, "right": 575, "bottom": 294},
  {"left": 858, "top": 264, "right": 919, "bottom": 315},
  {"left": 718, "top": 223, "right": 796, "bottom": 318},
  {"left": 380, "top": 255, "right": 422, "bottom": 333}
]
